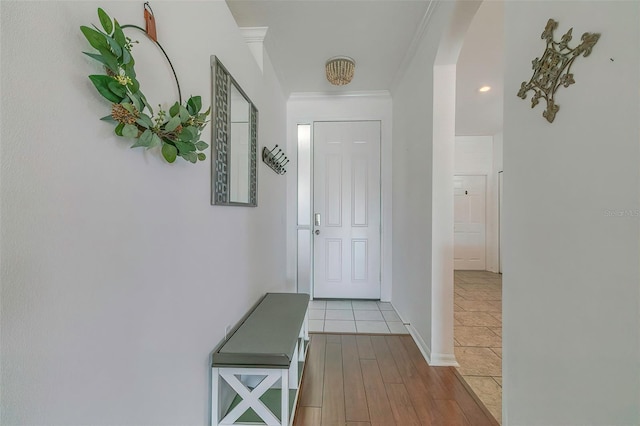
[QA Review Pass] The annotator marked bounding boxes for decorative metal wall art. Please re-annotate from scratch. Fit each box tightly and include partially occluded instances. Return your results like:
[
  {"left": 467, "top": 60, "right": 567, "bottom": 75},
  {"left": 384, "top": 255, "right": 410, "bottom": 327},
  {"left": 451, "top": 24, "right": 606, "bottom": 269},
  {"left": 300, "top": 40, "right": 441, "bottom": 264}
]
[
  {"left": 262, "top": 145, "right": 289, "bottom": 175},
  {"left": 517, "top": 19, "right": 600, "bottom": 123}
]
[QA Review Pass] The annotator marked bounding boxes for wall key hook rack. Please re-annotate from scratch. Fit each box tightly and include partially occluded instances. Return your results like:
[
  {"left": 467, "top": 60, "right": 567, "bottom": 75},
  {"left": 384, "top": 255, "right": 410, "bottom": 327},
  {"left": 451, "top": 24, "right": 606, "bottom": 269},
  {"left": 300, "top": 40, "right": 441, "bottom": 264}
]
[{"left": 262, "top": 145, "right": 289, "bottom": 175}]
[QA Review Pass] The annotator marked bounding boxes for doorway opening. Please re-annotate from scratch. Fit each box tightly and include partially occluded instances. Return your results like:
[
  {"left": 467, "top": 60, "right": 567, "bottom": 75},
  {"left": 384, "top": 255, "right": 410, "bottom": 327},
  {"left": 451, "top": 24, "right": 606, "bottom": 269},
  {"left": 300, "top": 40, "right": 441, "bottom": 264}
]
[
  {"left": 451, "top": 0, "right": 504, "bottom": 423},
  {"left": 295, "top": 121, "right": 383, "bottom": 301}
]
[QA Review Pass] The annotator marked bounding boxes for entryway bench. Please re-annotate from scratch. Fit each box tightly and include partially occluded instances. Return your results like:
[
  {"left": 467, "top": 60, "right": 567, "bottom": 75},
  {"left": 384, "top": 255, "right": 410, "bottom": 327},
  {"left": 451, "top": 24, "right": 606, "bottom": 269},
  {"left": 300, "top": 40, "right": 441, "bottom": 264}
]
[{"left": 211, "top": 293, "right": 310, "bottom": 426}]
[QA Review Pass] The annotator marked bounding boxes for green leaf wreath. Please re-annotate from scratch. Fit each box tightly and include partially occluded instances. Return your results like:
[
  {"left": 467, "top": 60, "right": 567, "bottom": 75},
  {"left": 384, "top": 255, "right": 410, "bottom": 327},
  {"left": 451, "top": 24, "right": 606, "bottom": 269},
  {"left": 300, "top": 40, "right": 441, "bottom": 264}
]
[{"left": 81, "top": 8, "right": 210, "bottom": 163}]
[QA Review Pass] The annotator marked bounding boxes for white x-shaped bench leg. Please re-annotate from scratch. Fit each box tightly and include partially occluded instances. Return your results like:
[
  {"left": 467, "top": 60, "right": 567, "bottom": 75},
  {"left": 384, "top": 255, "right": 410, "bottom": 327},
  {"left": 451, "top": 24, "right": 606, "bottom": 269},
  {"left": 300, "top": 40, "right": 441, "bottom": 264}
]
[{"left": 219, "top": 370, "right": 283, "bottom": 426}]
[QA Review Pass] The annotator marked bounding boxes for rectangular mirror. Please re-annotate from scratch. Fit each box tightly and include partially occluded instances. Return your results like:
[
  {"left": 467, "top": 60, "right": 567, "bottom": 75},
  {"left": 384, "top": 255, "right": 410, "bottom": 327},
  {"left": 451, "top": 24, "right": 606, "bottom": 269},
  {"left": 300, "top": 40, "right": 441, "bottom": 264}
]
[{"left": 211, "top": 56, "right": 258, "bottom": 206}]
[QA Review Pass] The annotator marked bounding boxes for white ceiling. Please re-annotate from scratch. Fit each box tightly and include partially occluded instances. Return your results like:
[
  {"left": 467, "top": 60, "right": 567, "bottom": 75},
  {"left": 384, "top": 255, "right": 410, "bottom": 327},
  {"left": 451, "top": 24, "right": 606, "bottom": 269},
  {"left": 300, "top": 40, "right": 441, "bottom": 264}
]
[
  {"left": 226, "top": 0, "right": 432, "bottom": 94},
  {"left": 456, "top": 1, "right": 504, "bottom": 135},
  {"left": 226, "top": 0, "right": 504, "bottom": 135}
]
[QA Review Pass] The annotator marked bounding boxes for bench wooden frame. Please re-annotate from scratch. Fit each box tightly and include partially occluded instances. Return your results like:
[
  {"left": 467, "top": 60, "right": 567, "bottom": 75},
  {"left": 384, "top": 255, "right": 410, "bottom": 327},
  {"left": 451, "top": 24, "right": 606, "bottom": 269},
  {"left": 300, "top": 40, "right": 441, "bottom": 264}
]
[{"left": 211, "top": 293, "right": 310, "bottom": 426}]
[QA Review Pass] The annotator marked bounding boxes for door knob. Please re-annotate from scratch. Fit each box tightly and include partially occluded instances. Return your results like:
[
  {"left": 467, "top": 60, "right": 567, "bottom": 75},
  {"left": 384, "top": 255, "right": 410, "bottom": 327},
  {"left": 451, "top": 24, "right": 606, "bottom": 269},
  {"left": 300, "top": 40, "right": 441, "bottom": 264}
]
[{"left": 315, "top": 230, "right": 320, "bottom": 235}]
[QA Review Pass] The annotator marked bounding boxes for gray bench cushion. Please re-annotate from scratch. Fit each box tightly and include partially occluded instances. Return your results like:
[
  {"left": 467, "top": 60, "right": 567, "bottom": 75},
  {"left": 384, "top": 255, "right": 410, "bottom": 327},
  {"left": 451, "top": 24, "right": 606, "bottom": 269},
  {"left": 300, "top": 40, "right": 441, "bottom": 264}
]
[{"left": 212, "top": 293, "right": 310, "bottom": 368}]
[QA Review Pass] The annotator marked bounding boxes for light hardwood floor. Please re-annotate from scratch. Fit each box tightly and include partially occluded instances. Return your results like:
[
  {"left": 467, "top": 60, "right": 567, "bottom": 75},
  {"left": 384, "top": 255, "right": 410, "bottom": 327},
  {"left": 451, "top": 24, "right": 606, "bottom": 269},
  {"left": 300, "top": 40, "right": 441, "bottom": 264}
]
[{"left": 294, "top": 334, "right": 499, "bottom": 426}]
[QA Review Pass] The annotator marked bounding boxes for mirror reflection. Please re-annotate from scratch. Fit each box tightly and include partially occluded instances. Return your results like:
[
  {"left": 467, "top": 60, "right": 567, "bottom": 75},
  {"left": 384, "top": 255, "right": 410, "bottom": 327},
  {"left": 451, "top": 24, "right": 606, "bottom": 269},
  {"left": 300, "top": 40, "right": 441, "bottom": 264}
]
[
  {"left": 229, "top": 85, "right": 250, "bottom": 203},
  {"left": 211, "top": 55, "right": 257, "bottom": 207}
]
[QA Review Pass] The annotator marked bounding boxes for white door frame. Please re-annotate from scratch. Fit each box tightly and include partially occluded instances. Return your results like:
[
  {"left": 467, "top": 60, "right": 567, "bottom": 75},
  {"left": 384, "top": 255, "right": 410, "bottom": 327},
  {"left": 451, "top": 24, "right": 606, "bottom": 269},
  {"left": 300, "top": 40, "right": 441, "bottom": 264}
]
[{"left": 286, "top": 93, "right": 393, "bottom": 302}]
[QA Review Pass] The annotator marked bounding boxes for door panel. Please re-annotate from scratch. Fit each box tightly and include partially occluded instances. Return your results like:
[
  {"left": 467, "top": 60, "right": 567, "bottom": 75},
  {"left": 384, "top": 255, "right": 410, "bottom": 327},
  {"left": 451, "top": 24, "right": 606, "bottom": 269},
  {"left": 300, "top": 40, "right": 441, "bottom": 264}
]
[
  {"left": 313, "top": 121, "right": 381, "bottom": 299},
  {"left": 454, "top": 175, "right": 487, "bottom": 270}
]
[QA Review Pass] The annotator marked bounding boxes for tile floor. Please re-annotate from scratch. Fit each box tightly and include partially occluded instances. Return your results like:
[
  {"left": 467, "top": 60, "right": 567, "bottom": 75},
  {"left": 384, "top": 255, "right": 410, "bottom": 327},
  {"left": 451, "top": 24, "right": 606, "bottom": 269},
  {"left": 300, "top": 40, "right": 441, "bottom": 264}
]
[
  {"left": 308, "top": 300, "right": 410, "bottom": 334},
  {"left": 454, "top": 270, "right": 503, "bottom": 424}
]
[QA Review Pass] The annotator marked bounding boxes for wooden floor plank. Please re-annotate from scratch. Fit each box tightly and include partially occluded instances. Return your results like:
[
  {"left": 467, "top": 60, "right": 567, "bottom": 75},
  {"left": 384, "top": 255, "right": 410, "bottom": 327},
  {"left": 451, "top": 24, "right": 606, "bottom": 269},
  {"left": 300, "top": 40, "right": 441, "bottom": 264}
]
[
  {"left": 360, "top": 359, "right": 396, "bottom": 426},
  {"left": 397, "top": 335, "right": 498, "bottom": 426},
  {"left": 356, "top": 335, "right": 376, "bottom": 359},
  {"left": 429, "top": 399, "right": 471, "bottom": 426},
  {"left": 370, "top": 336, "right": 403, "bottom": 384},
  {"left": 294, "top": 406, "right": 321, "bottom": 426},
  {"left": 396, "top": 335, "right": 450, "bottom": 399},
  {"left": 443, "top": 371, "right": 499, "bottom": 426},
  {"left": 326, "top": 334, "right": 341, "bottom": 343},
  {"left": 299, "top": 334, "right": 326, "bottom": 407},
  {"left": 385, "top": 383, "right": 421, "bottom": 426},
  {"left": 342, "top": 335, "right": 370, "bottom": 423},
  {"left": 321, "top": 342, "right": 346, "bottom": 425},
  {"left": 452, "top": 370, "right": 501, "bottom": 425},
  {"left": 384, "top": 336, "right": 434, "bottom": 424}
]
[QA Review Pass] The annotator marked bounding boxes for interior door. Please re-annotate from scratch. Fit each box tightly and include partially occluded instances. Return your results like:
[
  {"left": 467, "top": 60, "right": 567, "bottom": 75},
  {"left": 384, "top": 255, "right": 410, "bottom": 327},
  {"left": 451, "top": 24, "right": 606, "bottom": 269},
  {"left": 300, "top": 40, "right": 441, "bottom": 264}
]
[
  {"left": 454, "top": 175, "right": 487, "bottom": 270},
  {"left": 313, "top": 121, "right": 381, "bottom": 299}
]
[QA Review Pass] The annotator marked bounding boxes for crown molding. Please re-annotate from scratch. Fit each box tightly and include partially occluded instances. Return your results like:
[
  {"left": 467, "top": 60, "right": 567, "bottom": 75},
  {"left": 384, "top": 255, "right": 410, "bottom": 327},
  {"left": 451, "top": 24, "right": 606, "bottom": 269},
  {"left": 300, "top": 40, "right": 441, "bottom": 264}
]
[
  {"left": 239, "top": 27, "right": 268, "bottom": 44},
  {"left": 390, "top": 0, "right": 439, "bottom": 93}
]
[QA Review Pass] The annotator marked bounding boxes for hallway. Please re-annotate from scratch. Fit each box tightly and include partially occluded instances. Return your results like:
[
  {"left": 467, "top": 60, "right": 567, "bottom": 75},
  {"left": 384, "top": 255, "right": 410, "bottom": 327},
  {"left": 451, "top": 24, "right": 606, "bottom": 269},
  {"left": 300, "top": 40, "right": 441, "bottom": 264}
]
[{"left": 454, "top": 270, "right": 502, "bottom": 423}]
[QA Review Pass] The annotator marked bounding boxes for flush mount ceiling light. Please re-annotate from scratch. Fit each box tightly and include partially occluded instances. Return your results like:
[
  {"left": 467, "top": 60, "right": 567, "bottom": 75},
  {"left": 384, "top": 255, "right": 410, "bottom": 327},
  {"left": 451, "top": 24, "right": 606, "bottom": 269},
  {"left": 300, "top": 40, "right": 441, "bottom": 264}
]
[
  {"left": 326, "top": 56, "right": 355, "bottom": 86},
  {"left": 479, "top": 85, "right": 492, "bottom": 92}
]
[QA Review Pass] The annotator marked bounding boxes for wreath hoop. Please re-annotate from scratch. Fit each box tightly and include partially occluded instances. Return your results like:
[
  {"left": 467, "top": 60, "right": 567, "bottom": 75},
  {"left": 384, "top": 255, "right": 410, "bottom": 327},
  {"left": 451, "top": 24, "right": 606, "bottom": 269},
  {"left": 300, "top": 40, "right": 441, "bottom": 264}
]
[{"left": 81, "top": 6, "right": 210, "bottom": 164}]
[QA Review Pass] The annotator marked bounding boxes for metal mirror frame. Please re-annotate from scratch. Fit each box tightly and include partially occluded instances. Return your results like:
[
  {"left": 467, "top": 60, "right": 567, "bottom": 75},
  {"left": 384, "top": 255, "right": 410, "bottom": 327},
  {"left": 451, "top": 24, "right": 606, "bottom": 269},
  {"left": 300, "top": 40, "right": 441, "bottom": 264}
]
[{"left": 211, "top": 55, "right": 258, "bottom": 206}]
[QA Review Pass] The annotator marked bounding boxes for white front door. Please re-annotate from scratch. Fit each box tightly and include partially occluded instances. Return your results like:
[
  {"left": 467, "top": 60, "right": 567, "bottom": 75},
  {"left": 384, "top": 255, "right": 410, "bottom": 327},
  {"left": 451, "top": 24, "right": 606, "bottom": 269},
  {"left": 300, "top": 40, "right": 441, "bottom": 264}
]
[
  {"left": 313, "top": 121, "right": 381, "bottom": 299},
  {"left": 454, "top": 175, "right": 486, "bottom": 270}
]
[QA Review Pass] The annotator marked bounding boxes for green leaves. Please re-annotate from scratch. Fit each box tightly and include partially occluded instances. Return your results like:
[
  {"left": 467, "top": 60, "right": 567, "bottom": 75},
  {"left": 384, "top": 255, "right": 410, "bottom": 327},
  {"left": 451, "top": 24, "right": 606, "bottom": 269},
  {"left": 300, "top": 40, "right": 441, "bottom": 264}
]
[
  {"left": 187, "top": 96, "right": 202, "bottom": 115},
  {"left": 89, "top": 75, "right": 123, "bottom": 103},
  {"left": 82, "top": 7, "right": 211, "bottom": 165},
  {"left": 122, "top": 48, "right": 132, "bottom": 66},
  {"left": 178, "top": 126, "right": 196, "bottom": 142},
  {"left": 162, "top": 143, "right": 178, "bottom": 163},
  {"left": 128, "top": 93, "right": 142, "bottom": 113},
  {"left": 165, "top": 115, "right": 181, "bottom": 132},
  {"left": 122, "top": 124, "right": 139, "bottom": 138},
  {"left": 182, "top": 152, "right": 198, "bottom": 164},
  {"left": 113, "top": 20, "right": 126, "bottom": 50},
  {"left": 150, "top": 133, "right": 162, "bottom": 149},
  {"left": 130, "top": 129, "right": 160, "bottom": 149},
  {"left": 136, "top": 113, "right": 154, "bottom": 129},
  {"left": 176, "top": 141, "right": 196, "bottom": 154},
  {"left": 98, "top": 8, "right": 113, "bottom": 34},
  {"left": 179, "top": 106, "right": 190, "bottom": 123},
  {"left": 108, "top": 81, "right": 127, "bottom": 98},
  {"left": 105, "top": 34, "right": 123, "bottom": 58},
  {"left": 81, "top": 26, "right": 108, "bottom": 51},
  {"left": 83, "top": 51, "right": 116, "bottom": 72},
  {"left": 169, "top": 102, "right": 180, "bottom": 118}
]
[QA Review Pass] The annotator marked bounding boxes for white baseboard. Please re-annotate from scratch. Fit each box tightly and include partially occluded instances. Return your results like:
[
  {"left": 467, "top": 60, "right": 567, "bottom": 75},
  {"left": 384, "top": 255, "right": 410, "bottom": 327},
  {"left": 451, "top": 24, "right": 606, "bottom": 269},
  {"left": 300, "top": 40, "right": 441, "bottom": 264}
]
[
  {"left": 429, "top": 353, "right": 459, "bottom": 367},
  {"left": 406, "top": 325, "right": 460, "bottom": 366},
  {"left": 405, "top": 324, "right": 433, "bottom": 365},
  {"left": 393, "top": 305, "right": 460, "bottom": 367}
]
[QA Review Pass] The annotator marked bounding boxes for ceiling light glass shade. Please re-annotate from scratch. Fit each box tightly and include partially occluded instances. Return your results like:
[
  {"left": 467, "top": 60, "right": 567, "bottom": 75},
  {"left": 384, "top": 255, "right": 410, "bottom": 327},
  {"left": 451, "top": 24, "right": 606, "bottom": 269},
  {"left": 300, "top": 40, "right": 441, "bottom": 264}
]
[{"left": 326, "top": 56, "right": 355, "bottom": 86}]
